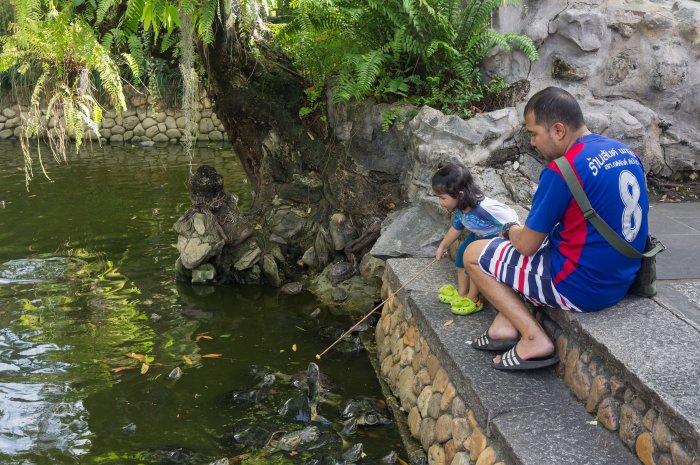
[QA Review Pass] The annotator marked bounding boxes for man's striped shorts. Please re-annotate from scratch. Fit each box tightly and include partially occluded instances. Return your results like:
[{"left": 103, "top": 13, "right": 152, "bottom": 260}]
[{"left": 478, "top": 238, "right": 581, "bottom": 312}]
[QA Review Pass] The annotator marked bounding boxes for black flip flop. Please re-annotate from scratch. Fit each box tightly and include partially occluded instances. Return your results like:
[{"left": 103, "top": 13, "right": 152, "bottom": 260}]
[
  {"left": 470, "top": 330, "right": 518, "bottom": 352},
  {"left": 492, "top": 346, "right": 559, "bottom": 371}
]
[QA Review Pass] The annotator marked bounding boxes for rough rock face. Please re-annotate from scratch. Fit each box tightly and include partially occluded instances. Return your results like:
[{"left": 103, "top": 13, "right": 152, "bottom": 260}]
[
  {"left": 178, "top": 2, "right": 700, "bottom": 291},
  {"left": 173, "top": 165, "right": 254, "bottom": 283},
  {"left": 484, "top": 0, "right": 700, "bottom": 176}
]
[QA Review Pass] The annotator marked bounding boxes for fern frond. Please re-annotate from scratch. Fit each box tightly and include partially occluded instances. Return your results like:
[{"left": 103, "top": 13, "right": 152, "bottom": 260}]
[
  {"left": 504, "top": 32, "right": 539, "bottom": 60},
  {"left": 122, "top": 52, "right": 141, "bottom": 80},
  {"left": 160, "top": 30, "right": 179, "bottom": 52},
  {"left": 14, "top": 0, "right": 41, "bottom": 26},
  {"left": 96, "top": 0, "right": 118, "bottom": 24},
  {"left": 101, "top": 31, "right": 114, "bottom": 51},
  {"left": 127, "top": 34, "right": 145, "bottom": 75},
  {"left": 196, "top": 0, "right": 218, "bottom": 45},
  {"left": 30, "top": 65, "right": 49, "bottom": 106},
  {"left": 123, "top": 0, "right": 145, "bottom": 35}
]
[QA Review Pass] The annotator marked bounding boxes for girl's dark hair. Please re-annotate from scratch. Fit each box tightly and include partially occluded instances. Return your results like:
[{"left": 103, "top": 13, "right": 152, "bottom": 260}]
[{"left": 431, "top": 163, "right": 484, "bottom": 210}]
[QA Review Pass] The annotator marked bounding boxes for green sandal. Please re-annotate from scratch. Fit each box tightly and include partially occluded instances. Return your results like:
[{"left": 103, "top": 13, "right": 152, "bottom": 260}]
[
  {"left": 450, "top": 296, "right": 484, "bottom": 316},
  {"left": 438, "top": 284, "right": 460, "bottom": 304}
]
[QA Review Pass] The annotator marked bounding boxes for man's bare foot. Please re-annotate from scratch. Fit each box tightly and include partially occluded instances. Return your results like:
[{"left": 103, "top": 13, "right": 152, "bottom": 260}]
[
  {"left": 493, "top": 335, "right": 554, "bottom": 364},
  {"left": 487, "top": 312, "right": 519, "bottom": 341}
]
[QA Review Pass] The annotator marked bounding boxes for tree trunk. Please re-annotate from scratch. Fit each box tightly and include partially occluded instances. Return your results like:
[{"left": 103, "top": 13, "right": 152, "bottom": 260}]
[
  {"left": 202, "top": 16, "right": 326, "bottom": 215},
  {"left": 192, "top": 11, "right": 403, "bottom": 285}
]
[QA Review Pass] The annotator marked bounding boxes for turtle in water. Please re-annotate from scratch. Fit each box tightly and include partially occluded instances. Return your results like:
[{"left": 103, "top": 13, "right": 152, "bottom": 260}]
[
  {"left": 341, "top": 443, "right": 365, "bottom": 463},
  {"left": 232, "top": 424, "right": 286, "bottom": 448},
  {"left": 279, "top": 362, "right": 330, "bottom": 423},
  {"left": 299, "top": 441, "right": 364, "bottom": 465},
  {"left": 354, "top": 411, "right": 391, "bottom": 426},
  {"left": 290, "top": 366, "right": 336, "bottom": 393},
  {"left": 226, "top": 373, "right": 276, "bottom": 406},
  {"left": 340, "top": 397, "right": 391, "bottom": 427},
  {"left": 341, "top": 417, "right": 358, "bottom": 436},
  {"left": 140, "top": 446, "right": 204, "bottom": 464},
  {"left": 268, "top": 424, "right": 339, "bottom": 453},
  {"left": 318, "top": 326, "right": 364, "bottom": 356},
  {"left": 270, "top": 426, "right": 321, "bottom": 452},
  {"left": 229, "top": 418, "right": 287, "bottom": 451},
  {"left": 234, "top": 422, "right": 341, "bottom": 457}
]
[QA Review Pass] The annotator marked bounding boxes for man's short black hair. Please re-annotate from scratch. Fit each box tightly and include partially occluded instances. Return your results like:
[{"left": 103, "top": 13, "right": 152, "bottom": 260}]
[{"left": 524, "top": 87, "right": 585, "bottom": 129}]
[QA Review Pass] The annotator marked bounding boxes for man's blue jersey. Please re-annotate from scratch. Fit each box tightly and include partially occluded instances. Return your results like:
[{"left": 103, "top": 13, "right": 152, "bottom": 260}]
[{"left": 525, "top": 134, "right": 649, "bottom": 310}]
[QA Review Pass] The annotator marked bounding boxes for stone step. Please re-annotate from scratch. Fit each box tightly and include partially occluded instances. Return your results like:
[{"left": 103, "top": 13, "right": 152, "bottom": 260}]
[
  {"left": 542, "top": 285, "right": 700, "bottom": 463},
  {"left": 382, "top": 257, "right": 647, "bottom": 465}
]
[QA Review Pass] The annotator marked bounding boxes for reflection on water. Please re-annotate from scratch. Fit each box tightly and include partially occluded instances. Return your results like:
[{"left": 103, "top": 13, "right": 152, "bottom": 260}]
[
  {"left": 0, "top": 142, "right": 401, "bottom": 464},
  {"left": 0, "top": 258, "right": 69, "bottom": 284}
]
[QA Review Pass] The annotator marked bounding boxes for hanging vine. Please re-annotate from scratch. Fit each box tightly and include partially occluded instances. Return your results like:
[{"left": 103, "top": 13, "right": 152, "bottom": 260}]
[{"left": 179, "top": 11, "right": 197, "bottom": 170}]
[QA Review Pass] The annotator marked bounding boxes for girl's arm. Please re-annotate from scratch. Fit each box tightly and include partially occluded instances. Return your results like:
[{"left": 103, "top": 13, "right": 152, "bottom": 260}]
[{"left": 436, "top": 227, "right": 462, "bottom": 260}]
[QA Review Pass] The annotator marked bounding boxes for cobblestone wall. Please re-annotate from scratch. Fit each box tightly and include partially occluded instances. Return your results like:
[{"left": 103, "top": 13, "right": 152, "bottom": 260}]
[
  {"left": 539, "top": 311, "right": 699, "bottom": 465},
  {"left": 0, "top": 95, "right": 228, "bottom": 145},
  {"left": 376, "top": 280, "right": 508, "bottom": 465}
]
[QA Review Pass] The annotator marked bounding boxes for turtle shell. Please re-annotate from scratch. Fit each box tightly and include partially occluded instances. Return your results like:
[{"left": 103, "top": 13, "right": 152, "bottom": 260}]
[{"left": 328, "top": 261, "right": 355, "bottom": 284}]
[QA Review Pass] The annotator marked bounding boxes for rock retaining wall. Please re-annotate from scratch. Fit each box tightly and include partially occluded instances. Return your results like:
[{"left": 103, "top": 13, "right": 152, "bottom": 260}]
[
  {"left": 538, "top": 309, "right": 699, "bottom": 465},
  {"left": 376, "top": 279, "right": 508, "bottom": 465},
  {"left": 487, "top": 0, "right": 700, "bottom": 176},
  {"left": 0, "top": 96, "right": 229, "bottom": 145}
]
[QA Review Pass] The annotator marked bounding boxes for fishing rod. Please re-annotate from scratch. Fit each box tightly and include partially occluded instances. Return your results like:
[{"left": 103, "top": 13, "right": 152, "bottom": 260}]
[{"left": 316, "top": 257, "right": 439, "bottom": 360}]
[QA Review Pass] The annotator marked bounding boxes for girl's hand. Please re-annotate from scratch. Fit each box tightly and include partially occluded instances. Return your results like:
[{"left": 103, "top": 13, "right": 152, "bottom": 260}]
[{"left": 435, "top": 246, "right": 447, "bottom": 260}]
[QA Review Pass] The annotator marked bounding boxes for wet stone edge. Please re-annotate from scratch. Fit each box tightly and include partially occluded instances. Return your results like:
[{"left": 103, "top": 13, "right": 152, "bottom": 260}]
[{"left": 375, "top": 279, "right": 508, "bottom": 465}]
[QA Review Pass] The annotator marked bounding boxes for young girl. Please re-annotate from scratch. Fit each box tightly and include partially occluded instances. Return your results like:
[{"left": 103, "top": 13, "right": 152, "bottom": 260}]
[{"left": 433, "top": 163, "right": 519, "bottom": 315}]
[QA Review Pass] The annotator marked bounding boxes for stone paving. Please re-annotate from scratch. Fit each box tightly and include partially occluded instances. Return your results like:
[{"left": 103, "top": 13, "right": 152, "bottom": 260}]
[{"left": 650, "top": 202, "right": 700, "bottom": 327}]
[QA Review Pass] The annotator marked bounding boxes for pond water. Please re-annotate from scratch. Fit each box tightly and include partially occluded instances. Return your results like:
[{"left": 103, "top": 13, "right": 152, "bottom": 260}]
[{"left": 0, "top": 143, "right": 402, "bottom": 464}]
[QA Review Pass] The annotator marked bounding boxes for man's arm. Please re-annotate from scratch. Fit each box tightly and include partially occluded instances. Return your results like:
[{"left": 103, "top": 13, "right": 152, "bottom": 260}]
[{"left": 503, "top": 224, "right": 547, "bottom": 257}]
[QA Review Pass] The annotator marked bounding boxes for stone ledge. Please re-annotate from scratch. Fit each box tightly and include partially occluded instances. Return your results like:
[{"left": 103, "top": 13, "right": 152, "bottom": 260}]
[{"left": 385, "top": 257, "right": 639, "bottom": 465}]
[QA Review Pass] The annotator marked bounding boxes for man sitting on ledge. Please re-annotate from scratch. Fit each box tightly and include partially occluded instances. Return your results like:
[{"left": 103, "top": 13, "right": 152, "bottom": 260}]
[{"left": 464, "top": 86, "right": 649, "bottom": 370}]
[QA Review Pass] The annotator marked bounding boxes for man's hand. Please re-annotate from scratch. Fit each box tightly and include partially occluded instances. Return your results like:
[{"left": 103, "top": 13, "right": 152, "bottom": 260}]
[{"left": 507, "top": 224, "right": 547, "bottom": 257}]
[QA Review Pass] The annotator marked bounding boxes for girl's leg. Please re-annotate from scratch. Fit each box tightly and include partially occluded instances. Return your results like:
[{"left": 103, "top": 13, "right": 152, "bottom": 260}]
[
  {"left": 463, "top": 234, "right": 481, "bottom": 304},
  {"left": 454, "top": 232, "right": 474, "bottom": 296},
  {"left": 466, "top": 275, "right": 480, "bottom": 305},
  {"left": 457, "top": 267, "right": 469, "bottom": 296}
]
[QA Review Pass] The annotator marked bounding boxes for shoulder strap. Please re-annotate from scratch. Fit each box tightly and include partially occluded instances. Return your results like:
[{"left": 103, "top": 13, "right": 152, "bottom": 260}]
[{"left": 553, "top": 157, "right": 663, "bottom": 259}]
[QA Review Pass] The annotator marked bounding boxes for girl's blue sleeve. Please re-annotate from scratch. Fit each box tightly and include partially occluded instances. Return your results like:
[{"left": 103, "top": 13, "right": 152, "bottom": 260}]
[{"left": 452, "top": 211, "right": 465, "bottom": 230}]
